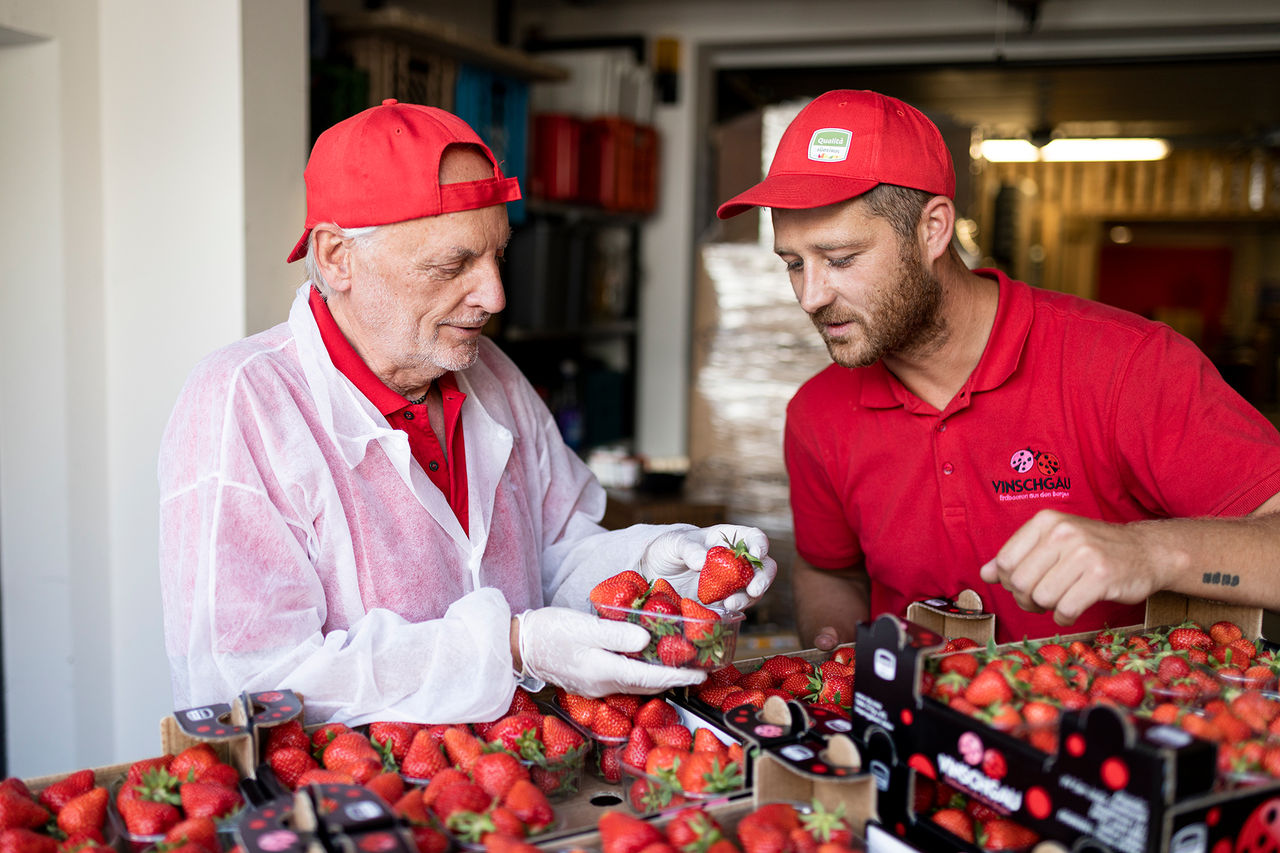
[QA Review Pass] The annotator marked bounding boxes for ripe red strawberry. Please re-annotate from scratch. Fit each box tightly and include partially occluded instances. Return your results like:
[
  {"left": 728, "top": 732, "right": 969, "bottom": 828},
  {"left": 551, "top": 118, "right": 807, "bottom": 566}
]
[
  {"left": 323, "top": 732, "right": 380, "bottom": 774},
  {"left": 1156, "top": 653, "right": 1192, "bottom": 683},
  {"left": 590, "top": 705, "right": 633, "bottom": 740},
  {"left": 1209, "top": 620, "right": 1244, "bottom": 645},
  {"left": 634, "top": 698, "right": 680, "bottom": 729},
  {"left": 178, "top": 782, "right": 242, "bottom": 820},
  {"left": 780, "top": 673, "right": 814, "bottom": 698},
  {"left": 697, "top": 537, "right": 761, "bottom": 604},
  {"left": 369, "top": 722, "right": 422, "bottom": 764},
  {"left": 600, "top": 810, "right": 665, "bottom": 853},
  {"left": 54, "top": 788, "right": 107, "bottom": 839},
  {"left": 761, "top": 655, "right": 812, "bottom": 679},
  {"left": 658, "top": 635, "right": 697, "bottom": 667},
  {"left": 162, "top": 817, "right": 220, "bottom": 853},
  {"left": 817, "top": 675, "right": 853, "bottom": 707},
  {"left": 666, "top": 806, "right": 725, "bottom": 853},
  {"left": 118, "top": 797, "right": 181, "bottom": 837},
  {"left": 430, "top": 780, "right": 492, "bottom": 823},
  {"left": 590, "top": 571, "right": 650, "bottom": 618},
  {"left": 678, "top": 598, "right": 721, "bottom": 644},
  {"left": 310, "top": 722, "right": 352, "bottom": 752},
  {"left": 978, "top": 817, "right": 1039, "bottom": 850},
  {"left": 706, "top": 664, "right": 743, "bottom": 687},
  {"left": 737, "top": 669, "right": 780, "bottom": 691},
  {"left": 938, "top": 652, "right": 979, "bottom": 679},
  {"left": 649, "top": 577, "right": 680, "bottom": 601},
  {"left": 168, "top": 745, "right": 221, "bottom": 784},
  {"left": 442, "top": 727, "right": 484, "bottom": 771},
  {"left": 365, "top": 772, "right": 405, "bottom": 808},
  {"left": 930, "top": 807, "right": 974, "bottom": 842},
  {"left": 1168, "top": 626, "right": 1213, "bottom": 652},
  {"left": 267, "top": 746, "right": 318, "bottom": 790},
  {"left": 0, "top": 829, "right": 56, "bottom": 853},
  {"left": 620, "top": 726, "right": 655, "bottom": 770},
  {"left": 649, "top": 725, "right": 694, "bottom": 751},
  {"left": 401, "top": 729, "right": 450, "bottom": 781},
  {"left": 944, "top": 637, "right": 980, "bottom": 652},
  {"left": 603, "top": 693, "right": 642, "bottom": 719},
  {"left": 470, "top": 752, "right": 529, "bottom": 801},
  {"left": 264, "top": 719, "right": 310, "bottom": 754},
  {"left": 484, "top": 714, "right": 542, "bottom": 757},
  {"left": 540, "top": 715, "right": 585, "bottom": 765},
  {"left": 639, "top": 596, "right": 683, "bottom": 634},
  {"left": 501, "top": 779, "right": 553, "bottom": 833},
  {"left": 963, "top": 665, "right": 1013, "bottom": 707},
  {"left": 676, "top": 752, "right": 742, "bottom": 795},
  {"left": 420, "top": 768, "right": 470, "bottom": 810},
  {"left": 0, "top": 788, "right": 49, "bottom": 832},
  {"left": 37, "top": 770, "right": 95, "bottom": 815},
  {"left": 721, "top": 689, "right": 766, "bottom": 711},
  {"left": 1089, "top": 670, "right": 1146, "bottom": 708},
  {"left": 556, "top": 692, "right": 601, "bottom": 728}
]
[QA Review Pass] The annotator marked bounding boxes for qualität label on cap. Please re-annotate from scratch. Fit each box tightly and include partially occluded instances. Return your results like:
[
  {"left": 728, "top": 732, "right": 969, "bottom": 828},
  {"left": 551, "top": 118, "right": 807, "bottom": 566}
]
[{"left": 808, "top": 128, "right": 852, "bottom": 162}]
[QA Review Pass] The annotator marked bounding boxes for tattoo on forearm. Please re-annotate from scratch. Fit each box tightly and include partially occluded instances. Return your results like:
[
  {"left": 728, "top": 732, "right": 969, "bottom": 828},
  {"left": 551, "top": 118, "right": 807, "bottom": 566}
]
[{"left": 1201, "top": 572, "right": 1241, "bottom": 587}]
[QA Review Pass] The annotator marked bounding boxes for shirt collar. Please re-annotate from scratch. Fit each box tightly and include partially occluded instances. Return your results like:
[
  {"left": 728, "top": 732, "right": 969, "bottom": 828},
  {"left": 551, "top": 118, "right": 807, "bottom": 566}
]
[
  {"left": 857, "top": 269, "right": 1031, "bottom": 409},
  {"left": 308, "top": 286, "right": 460, "bottom": 416}
]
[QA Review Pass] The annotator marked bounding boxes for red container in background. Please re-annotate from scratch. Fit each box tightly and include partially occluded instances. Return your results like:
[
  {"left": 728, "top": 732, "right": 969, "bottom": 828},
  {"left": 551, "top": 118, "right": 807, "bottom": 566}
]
[
  {"left": 530, "top": 113, "right": 585, "bottom": 203},
  {"left": 581, "top": 116, "right": 637, "bottom": 212}
]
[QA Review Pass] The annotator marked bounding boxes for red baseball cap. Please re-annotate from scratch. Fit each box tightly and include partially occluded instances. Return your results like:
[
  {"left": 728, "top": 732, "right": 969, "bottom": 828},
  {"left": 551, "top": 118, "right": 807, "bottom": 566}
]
[
  {"left": 716, "top": 89, "right": 954, "bottom": 219},
  {"left": 287, "top": 99, "right": 522, "bottom": 262}
]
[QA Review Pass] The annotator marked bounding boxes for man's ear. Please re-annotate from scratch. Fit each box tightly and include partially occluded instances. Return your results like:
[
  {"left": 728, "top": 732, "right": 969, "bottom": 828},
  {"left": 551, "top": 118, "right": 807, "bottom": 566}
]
[
  {"left": 919, "top": 196, "right": 956, "bottom": 264},
  {"left": 312, "top": 226, "right": 354, "bottom": 294}
]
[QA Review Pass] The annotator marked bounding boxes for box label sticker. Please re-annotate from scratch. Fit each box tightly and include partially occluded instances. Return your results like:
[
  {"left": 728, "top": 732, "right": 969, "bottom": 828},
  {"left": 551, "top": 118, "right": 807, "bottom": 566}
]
[{"left": 808, "top": 128, "right": 852, "bottom": 161}]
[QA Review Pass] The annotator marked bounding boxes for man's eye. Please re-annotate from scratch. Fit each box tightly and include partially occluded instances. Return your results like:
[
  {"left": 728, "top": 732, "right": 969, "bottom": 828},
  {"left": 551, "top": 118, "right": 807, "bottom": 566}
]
[
  {"left": 784, "top": 259, "right": 803, "bottom": 272},
  {"left": 828, "top": 255, "right": 855, "bottom": 268}
]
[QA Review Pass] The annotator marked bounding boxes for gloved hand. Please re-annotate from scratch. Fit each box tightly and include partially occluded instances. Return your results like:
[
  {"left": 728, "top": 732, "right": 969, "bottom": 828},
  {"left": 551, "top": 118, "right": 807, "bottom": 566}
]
[
  {"left": 516, "top": 607, "right": 706, "bottom": 697},
  {"left": 639, "top": 524, "right": 777, "bottom": 612}
]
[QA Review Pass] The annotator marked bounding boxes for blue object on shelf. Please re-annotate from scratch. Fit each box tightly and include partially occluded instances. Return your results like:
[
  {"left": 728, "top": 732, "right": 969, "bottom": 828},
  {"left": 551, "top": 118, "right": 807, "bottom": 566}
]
[{"left": 455, "top": 66, "right": 529, "bottom": 224}]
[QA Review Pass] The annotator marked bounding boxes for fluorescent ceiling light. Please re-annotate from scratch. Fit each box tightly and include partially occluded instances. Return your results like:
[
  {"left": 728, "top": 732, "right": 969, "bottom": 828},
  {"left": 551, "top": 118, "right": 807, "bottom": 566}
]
[{"left": 979, "top": 137, "right": 1170, "bottom": 163}]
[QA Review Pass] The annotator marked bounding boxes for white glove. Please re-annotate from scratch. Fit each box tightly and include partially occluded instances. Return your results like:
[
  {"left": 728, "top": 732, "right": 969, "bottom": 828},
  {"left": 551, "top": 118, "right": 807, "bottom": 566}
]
[
  {"left": 516, "top": 607, "right": 706, "bottom": 697},
  {"left": 639, "top": 524, "right": 777, "bottom": 612}
]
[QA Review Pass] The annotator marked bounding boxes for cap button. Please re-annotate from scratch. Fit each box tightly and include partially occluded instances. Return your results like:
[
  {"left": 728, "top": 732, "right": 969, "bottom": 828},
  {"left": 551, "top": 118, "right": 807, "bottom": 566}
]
[{"left": 382, "top": 98, "right": 399, "bottom": 106}]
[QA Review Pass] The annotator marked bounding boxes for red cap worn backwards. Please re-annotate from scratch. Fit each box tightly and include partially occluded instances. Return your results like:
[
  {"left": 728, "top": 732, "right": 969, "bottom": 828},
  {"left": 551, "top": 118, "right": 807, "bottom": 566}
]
[
  {"left": 287, "top": 99, "right": 522, "bottom": 263},
  {"left": 716, "top": 89, "right": 954, "bottom": 220}
]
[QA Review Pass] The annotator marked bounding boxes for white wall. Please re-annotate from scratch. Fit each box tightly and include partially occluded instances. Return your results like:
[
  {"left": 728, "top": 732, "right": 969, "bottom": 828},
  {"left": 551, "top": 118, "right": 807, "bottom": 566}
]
[
  {"left": 513, "top": 0, "right": 1280, "bottom": 458},
  {"left": 0, "top": 0, "right": 305, "bottom": 776}
]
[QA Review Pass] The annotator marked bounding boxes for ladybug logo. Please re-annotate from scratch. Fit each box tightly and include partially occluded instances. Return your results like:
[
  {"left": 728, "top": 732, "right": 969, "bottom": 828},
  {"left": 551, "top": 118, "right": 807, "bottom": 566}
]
[
  {"left": 1037, "top": 452, "right": 1060, "bottom": 476},
  {"left": 1010, "top": 447, "right": 1063, "bottom": 476},
  {"left": 1010, "top": 449, "right": 1035, "bottom": 473}
]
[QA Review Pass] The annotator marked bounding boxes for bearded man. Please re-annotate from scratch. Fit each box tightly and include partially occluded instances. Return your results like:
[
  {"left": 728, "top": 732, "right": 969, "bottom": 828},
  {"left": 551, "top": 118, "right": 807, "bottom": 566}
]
[{"left": 717, "top": 89, "right": 1280, "bottom": 646}]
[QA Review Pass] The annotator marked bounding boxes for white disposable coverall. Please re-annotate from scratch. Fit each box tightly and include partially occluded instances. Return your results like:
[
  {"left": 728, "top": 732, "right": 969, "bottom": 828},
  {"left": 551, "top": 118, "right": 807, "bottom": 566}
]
[{"left": 159, "top": 284, "right": 683, "bottom": 725}]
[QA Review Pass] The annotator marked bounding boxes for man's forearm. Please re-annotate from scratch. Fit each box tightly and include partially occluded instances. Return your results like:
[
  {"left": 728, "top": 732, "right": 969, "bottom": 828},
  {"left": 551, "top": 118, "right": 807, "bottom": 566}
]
[
  {"left": 792, "top": 556, "right": 870, "bottom": 648},
  {"left": 1144, "top": 500, "right": 1280, "bottom": 609}
]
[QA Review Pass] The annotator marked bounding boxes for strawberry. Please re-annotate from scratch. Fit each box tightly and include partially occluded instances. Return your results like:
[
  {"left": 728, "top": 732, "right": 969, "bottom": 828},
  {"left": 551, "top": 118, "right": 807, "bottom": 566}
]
[
  {"left": 1209, "top": 620, "right": 1244, "bottom": 645},
  {"left": 267, "top": 746, "right": 318, "bottom": 790},
  {"left": 678, "top": 599, "right": 722, "bottom": 645},
  {"left": 978, "top": 817, "right": 1039, "bottom": 850},
  {"left": 737, "top": 670, "right": 780, "bottom": 691},
  {"left": 780, "top": 673, "right": 814, "bottom": 698},
  {"left": 442, "top": 727, "right": 484, "bottom": 771},
  {"left": 296, "top": 768, "right": 354, "bottom": 787},
  {"left": 420, "top": 768, "right": 470, "bottom": 810},
  {"left": 937, "top": 652, "right": 979, "bottom": 679},
  {"left": 0, "top": 788, "right": 49, "bottom": 832},
  {"left": 675, "top": 752, "right": 742, "bottom": 794},
  {"left": 798, "top": 800, "right": 853, "bottom": 846},
  {"left": 430, "top": 780, "right": 491, "bottom": 823},
  {"left": 401, "top": 729, "right": 450, "bottom": 781},
  {"left": 691, "top": 728, "right": 726, "bottom": 754},
  {"left": 37, "top": 770, "right": 95, "bottom": 815},
  {"left": 54, "top": 788, "right": 107, "bottom": 839},
  {"left": 706, "top": 665, "right": 743, "bottom": 687},
  {"left": 665, "top": 806, "right": 725, "bottom": 853},
  {"left": 603, "top": 693, "right": 642, "bottom": 719},
  {"left": 168, "top": 745, "right": 221, "bottom": 784},
  {"left": 649, "top": 725, "right": 694, "bottom": 751},
  {"left": 634, "top": 698, "right": 680, "bottom": 729},
  {"left": 556, "top": 692, "right": 601, "bottom": 728},
  {"left": 930, "top": 808, "right": 973, "bottom": 842},
  {"left": 599, "top": 810, "right": 665, "bottom": 853},
  {"left": 591, "top": 705, "right": 634, "bottom": 740},
  {"left": 649, "top": 577, "right": 680, "bottom": 601},
  {"left": 178, "top": 782, "right": 242, "bottom": 820},
  {"left": 963, "top": 665, "right": 1013, "bottom": 707},
  {"left": 621, "top": 727, "right": 655, "bottom": 770},
  {"left": 1088, "top": 670, "right": 1146, "bottom": 708},
  {"left": 693, "top": 684, "right": 736, "bottom": 709},
  {"left": 816, "top": 676, "right": 853, "bottom": 707},
  {"left": 501, "top": 779, "right": 553, "bottom": 833},
  {"left": 469, "top": 752, "right": 529, "bottom": 800},
  {"left": 697, "top": 537, "right": 761, "bottom": 604},
  {"left": 322, "top": 732, "right": 380, "bottom": 774},
  {"left": 369, "top": 722, "right": 422, "bottom": 764},
  {"left": 309, "top": 722, "right": 352, "bottom": 753},
  {"left": 721, "top": 689, "right": 766, "bottom": 711},
  {"left": 365, "top": 772, "right": 405, "bottom": 807},
  {"left": 263, "top": 719, "right": 310, "bottom": 754},
  {"left": 0, "top": 829, "right": 56, "bottom": 853},
  {"left": 658, "top": 635, "right": 698, "bottom": 667},
  {"left": 590, "top": 571, "right": 650, "bottom": 618},
  {"left": 761, "top": 656, "right": 812, "bottom": 679},
  {"left": 126, "top": 757, "right": 174, "bottom": 787},
  {"left": 117, "top": 797, "right": 181, "bottom": 837},
  {"left": 640, "top": 597, "right": 683, "bottom": 634},
  {"left": 1168, "top": 626, "right": 1213, "bottom": 652},
  {"left": 195, "top": 763, "right": 239, "bottom": 789},
  {"left": 162, "top": 817, "right": 220, "bottom": 853},
  {"left": 540, "top": 715, "right": 585, "bottom": 765}
]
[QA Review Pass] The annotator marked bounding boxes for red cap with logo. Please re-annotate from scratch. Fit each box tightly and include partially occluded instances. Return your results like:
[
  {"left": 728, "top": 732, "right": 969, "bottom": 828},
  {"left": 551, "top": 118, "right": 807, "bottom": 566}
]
[
  {"left": 716, "top": 89, "right": 954, "bottom": 220},
  {"left": 287, "top": 99, "right": 522, "bottom": 262}
]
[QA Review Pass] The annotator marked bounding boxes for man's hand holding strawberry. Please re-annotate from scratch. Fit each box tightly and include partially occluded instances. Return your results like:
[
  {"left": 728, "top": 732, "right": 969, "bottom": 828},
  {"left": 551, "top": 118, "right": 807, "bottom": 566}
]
[{"left": 639, "top": 524, "right": 777, "bottom": 612}]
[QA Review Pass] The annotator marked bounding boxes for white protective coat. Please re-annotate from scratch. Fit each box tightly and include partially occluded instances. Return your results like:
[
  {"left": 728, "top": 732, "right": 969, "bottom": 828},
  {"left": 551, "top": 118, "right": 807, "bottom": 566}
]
[{"left": 159, "top": 284, "right": 687, "bottom": 725}]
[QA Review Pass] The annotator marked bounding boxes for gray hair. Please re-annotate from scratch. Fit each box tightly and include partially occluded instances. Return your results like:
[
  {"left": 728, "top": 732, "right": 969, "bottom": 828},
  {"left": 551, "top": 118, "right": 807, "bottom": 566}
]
[{"left": 303, "top": 224, "right": 382, "bottom": 298}]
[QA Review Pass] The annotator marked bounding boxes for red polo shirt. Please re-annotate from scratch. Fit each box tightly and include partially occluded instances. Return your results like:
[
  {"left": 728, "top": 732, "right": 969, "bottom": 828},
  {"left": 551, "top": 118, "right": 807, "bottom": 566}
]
[
  {"left": 785, "top": 271, "right": 1280, "bottom": 643},
  {"left": 309, "top": 287, "right": 470, "bottom": 534}
]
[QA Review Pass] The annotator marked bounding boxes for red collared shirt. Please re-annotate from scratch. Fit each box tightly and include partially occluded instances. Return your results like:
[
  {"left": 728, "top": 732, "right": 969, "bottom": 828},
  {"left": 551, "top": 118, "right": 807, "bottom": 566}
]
[{"left": 309, "top": 287, "right": 469, "bottom": 534}]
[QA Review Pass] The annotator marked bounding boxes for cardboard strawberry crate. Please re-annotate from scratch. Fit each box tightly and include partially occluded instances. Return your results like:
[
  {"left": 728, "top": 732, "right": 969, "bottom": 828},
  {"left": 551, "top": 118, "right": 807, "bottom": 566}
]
[{"left": 849, "top": 592, "right": 1280, "bottom": 853}]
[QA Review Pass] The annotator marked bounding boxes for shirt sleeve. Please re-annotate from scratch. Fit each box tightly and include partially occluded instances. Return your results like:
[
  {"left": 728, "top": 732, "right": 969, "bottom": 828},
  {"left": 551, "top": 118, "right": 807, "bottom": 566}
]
[
  {"left": 1111, "top": 324, "right": 1280, "bottom": 518},
  {"left": 784, "top": 390, "right": 865, "bottom": 570},
  {"left": 159, "top": 362, "right": 519, "bottom": 726}
]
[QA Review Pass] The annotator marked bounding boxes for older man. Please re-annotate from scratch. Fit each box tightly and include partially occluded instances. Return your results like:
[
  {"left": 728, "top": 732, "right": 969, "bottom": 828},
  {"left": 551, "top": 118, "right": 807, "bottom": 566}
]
[
  {"left": 717, "top": 89, "right": 1280, "bottom": 647},
  {"left": 159, "top": 100, "right": 775, "bottom": 724}
]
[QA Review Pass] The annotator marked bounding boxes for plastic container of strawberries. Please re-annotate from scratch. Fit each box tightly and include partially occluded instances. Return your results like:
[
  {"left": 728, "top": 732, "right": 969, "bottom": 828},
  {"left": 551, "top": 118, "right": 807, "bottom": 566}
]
[
  {"left": 593, "top": 602, "right": 744, "bottom": 670},
  {"left": 618, "top": 762, "right": 743, "bottom": 816}
]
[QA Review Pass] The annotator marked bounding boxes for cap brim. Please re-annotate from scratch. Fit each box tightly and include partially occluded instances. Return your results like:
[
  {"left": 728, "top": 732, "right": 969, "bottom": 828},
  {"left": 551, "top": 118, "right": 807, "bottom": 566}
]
[
  {"left": 286, "top": 229, "right": 311, "bottom": 264},
  {"left": 716, "top": 174, "right": 880, "bottom": 219}
]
